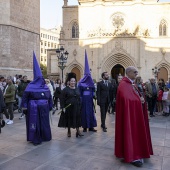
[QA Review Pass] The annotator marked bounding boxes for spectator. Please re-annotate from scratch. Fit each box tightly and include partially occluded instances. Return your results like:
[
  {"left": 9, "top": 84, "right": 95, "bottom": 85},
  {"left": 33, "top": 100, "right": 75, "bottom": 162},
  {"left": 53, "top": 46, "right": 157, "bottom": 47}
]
[
  {"left": 157, "top": 86, "right": 163, "bottom": 113},
  {"left": 3, "top": 76, "right": 16, "bottom": 125},
  {"left": 17, "top": 76, "right": 29, "bottom": 119},
  {"left": 158, "top": 78, "right": 165, "bottom": 89},
  {"left": 53, "top": 79, "right": 62, "bottom": 110},
  {"left": 146, "top": 78, "right": 159, "bottom": 117},
  {"left": 166, "top": 77, "right": 170, "bottom": 88},
  {"left": 0, "top": 76, "right": 5, "bottom": 92}
]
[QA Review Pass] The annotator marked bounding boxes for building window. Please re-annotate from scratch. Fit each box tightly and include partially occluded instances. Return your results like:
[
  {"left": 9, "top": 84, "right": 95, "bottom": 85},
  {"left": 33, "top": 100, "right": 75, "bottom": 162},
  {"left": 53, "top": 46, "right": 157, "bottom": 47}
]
[
  {"left": 45, "top": 41, "right": 47, "bottom": 46},
  {"left": 48, "top": 42, "right": 50, "bottom": 47},
  {"left": 54, "top": 44, "right": 56, "bottom": 48},
  {"left": 159, "top": 19, "right": 167, "bottom": 36},
  {"left": 41, "top": 56, "right": 43, "bottom": 61},
  {"left": 41, "top": 41, "right": 43, "bottom": 45},
  {"left": 44, "top": 56, "right": 47, "bottom": 62},
  {"left": 45, "top": 49, "right": 47, "bottom": 54},
  {"left": 41, "top": 48, "right": 43, "bottom": 53},
  {"left": 51, "top": 43, "right": 53, "bottom": 48},
  {"left": 72, "top": 22, "right": 79, "bottom": 38}
]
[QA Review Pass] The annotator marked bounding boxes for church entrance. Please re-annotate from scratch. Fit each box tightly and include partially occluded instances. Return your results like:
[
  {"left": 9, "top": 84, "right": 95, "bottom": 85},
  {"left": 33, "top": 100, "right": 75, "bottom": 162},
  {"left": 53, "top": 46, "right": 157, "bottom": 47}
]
[
  {"left": 158, "top": 67, "right": 168, "bottom": 82},
  {"left": 111, "top": 64, "right": 125, "bottom": 80},
  {"left": 71, "top": 67, "right": 81, "bottom": 81}
]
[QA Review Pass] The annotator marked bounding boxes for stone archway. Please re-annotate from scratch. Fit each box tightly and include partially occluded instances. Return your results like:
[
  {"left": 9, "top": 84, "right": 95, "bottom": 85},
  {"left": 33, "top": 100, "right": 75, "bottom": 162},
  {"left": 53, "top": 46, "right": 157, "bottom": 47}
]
[
  {"left": 71, "top": 67, "right": 81, "bottom": 81},
  {"left": 102, "top": 53, "right": 136, "bottom": 73}
]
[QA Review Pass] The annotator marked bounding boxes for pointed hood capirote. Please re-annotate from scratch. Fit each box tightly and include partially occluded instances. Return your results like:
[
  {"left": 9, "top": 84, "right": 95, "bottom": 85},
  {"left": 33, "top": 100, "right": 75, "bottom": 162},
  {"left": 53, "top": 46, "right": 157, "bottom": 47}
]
[
  {"left": 25, "top": 51, "right": 49, "bottom": 92},
  {"left": 78, "top": 50, "right": 94, "bottom": 87}
]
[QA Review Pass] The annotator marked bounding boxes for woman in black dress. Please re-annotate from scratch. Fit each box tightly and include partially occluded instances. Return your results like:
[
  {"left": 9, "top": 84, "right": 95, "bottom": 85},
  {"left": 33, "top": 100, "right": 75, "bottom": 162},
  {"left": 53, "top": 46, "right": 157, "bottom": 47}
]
[{"left": 58, "top": 73, "right": 83, "bottom": 138}]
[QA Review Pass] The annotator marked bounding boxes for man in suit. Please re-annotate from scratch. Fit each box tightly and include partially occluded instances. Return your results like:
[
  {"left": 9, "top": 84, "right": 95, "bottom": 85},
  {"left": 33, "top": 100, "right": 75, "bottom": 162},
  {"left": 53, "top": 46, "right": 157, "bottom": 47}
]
[
  {"left": 145, "top": 78, "right": 159, "bottom": 117},
  {"left": 97, "top": 72, "right": 112, "bottom": 132}
]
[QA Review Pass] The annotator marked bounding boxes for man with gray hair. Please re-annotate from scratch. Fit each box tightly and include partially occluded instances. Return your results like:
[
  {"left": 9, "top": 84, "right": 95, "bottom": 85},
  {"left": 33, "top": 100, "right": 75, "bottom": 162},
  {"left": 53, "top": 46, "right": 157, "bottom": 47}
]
[
  {"left": 115, "top": 66, "right": 153, "bottom": 167},
  {"left": 145, "top": 77, "right": 159, "bottom": 117}
]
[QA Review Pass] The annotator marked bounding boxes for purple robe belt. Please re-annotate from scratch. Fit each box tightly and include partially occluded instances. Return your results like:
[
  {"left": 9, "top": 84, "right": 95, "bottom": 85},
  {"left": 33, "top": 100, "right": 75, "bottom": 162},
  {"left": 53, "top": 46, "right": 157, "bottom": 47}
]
[{"left": 83, "top": 91, "right": 91, "bottom": 95}]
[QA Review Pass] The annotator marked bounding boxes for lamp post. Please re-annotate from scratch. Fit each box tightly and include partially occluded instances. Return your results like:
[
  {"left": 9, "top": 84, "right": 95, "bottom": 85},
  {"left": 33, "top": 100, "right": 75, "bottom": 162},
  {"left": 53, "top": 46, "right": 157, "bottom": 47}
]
[
  {"left": 56, "top": 46, "right": 69, "bottom": 83},
  {"left": 152, "top": 67, "right": 160, "bottom": 81}
]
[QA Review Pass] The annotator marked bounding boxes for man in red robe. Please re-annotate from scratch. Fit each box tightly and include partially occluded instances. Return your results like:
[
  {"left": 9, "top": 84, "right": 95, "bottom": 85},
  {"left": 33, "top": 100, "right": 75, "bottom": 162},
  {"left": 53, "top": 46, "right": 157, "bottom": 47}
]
[{"left": 115, "top": 66, "right": 153, "bottom": 167}]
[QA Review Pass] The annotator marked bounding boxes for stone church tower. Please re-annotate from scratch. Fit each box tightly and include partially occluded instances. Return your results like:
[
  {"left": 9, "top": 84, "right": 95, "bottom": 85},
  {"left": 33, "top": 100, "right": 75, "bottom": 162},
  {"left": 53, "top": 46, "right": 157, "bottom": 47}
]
[
  {"left": 48, "top": 0, "right": 170, "bottom": 82},
  {"left": 0, "top": 0, "right": 40, "bottom": 78}
]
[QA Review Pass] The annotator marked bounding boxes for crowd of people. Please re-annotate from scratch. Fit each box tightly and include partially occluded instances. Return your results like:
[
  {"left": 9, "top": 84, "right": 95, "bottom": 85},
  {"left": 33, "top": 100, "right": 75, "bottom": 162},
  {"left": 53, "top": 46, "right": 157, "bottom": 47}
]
[{"left": 0, "top": 53, "right": 170, "bottom": 167}]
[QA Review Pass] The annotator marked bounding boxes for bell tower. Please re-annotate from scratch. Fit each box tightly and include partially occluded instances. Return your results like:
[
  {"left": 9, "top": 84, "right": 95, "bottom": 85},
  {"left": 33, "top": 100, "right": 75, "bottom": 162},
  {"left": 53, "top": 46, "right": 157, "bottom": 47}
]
[{"left": 64, "top": 0, "right": 68, "bottom": 6}]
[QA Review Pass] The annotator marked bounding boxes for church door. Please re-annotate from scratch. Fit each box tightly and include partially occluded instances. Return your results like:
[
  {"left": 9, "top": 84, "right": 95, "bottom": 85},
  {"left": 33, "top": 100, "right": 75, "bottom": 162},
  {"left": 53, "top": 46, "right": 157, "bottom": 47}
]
[
  {"left": 71, "top": 67, "right": 81, "bottom": 81},
  {"left": 111, "top": 64, "right": 125, "bottom": 81},
  {"left": 158, "top": 67, "right": 168, "bottom": 82}
]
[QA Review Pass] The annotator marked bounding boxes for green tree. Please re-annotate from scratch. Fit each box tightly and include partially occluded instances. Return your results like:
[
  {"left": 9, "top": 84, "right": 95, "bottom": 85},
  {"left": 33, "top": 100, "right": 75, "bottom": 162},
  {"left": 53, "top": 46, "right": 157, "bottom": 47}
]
[{"left": 40, "top": 64, "right": 47, "bottom": 78}]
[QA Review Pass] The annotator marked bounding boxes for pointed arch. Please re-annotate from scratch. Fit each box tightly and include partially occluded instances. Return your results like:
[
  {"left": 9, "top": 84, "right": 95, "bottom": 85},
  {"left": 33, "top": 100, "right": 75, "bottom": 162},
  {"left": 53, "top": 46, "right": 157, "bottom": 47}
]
[
  {"left": 65, "top": 60, "right": 83, "bottom": 78},
  {"left": 102, "top": 53, "right": 136, "bottom": 73}
]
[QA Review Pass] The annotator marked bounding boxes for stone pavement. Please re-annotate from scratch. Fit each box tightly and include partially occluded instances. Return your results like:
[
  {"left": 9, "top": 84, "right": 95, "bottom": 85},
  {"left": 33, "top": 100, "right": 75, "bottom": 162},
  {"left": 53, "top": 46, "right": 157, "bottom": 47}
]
[{"left": 0, "top": 108, "right": 170, "bottom": 170}]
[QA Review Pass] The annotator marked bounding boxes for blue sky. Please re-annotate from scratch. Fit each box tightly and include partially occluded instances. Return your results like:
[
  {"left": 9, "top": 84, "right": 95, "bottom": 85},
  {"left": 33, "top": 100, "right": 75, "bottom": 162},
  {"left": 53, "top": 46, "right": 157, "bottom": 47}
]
[{"left": 40, "top": 0, "right": 170, "bottom": 29}]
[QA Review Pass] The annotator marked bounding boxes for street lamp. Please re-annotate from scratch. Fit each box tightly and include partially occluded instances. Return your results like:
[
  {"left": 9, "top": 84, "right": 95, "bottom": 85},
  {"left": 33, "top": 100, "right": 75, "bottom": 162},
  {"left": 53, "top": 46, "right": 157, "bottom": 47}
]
[
  {"left": 56, "top": 46, "right": 69, "bottom": 83},
  {"left": 152, "top": 67, "right": 160, "bottom": 81}
]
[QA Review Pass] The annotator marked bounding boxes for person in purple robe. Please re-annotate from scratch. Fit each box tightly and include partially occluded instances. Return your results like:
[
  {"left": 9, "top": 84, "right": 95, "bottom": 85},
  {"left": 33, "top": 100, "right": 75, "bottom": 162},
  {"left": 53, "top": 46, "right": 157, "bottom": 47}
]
[
  {"left": 22, "top": 52, "right": 53, "bottom": 145},
  {"left": 78, "top": 50, "right": 97, "bottom": 132}
]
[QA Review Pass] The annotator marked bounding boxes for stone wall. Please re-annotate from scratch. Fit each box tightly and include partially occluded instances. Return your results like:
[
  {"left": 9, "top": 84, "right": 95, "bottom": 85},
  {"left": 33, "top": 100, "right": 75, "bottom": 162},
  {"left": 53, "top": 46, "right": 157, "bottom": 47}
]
[{"left": 0, "top": 0, "right": 40, "bottom": 79}]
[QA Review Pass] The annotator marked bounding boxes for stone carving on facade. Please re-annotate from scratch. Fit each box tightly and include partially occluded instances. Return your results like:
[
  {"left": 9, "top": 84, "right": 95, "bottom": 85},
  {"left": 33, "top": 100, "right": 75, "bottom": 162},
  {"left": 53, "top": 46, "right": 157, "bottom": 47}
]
[
  {"left": 73, "top": 49, "right": 77, "bottom": 57},
  {"left": 115, "top": 41, "right": 123, "bottom": 51},
  {"left": 112, "top": 13, "right": 125, "bottom": 30},
  {"left": 87, "top": 27, "right": 150, "bottom": 38}
]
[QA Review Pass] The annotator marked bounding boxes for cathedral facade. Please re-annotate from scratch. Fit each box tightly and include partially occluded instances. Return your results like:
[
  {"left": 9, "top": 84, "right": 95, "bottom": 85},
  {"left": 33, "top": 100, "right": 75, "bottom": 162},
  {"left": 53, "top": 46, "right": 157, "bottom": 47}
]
[
  {"left": 0, "top": 0, "right": 40, "bottom": 79},
  {"left": 48, "top": 0, "right": 170, "bottom": 82}
]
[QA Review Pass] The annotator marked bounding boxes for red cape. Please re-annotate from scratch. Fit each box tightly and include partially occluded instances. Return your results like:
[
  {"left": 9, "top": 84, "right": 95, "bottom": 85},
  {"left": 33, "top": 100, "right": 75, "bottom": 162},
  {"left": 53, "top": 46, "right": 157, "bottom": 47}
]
[{"left": 115, "top": 77, "right": 153, "bottom": 162}]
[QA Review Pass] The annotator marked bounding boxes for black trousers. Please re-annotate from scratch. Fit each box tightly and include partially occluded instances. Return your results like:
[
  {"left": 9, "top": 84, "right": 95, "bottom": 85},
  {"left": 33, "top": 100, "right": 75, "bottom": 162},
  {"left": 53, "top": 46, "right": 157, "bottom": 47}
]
[
  {"left": 147, "top": 97, "right": 157, "bottom": 115},
  {"left": 4, "top": 102, "right": 14, "bottom": 120},
  {"left": 100, "top": 102, "right": 109, "bottom": 128}
]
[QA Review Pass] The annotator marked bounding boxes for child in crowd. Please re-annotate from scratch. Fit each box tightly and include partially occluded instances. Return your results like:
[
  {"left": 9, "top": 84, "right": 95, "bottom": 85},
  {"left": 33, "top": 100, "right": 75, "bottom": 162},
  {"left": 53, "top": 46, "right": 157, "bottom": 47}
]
[{"left": 162, "top": 87, "right": 170, "bottom": 116}]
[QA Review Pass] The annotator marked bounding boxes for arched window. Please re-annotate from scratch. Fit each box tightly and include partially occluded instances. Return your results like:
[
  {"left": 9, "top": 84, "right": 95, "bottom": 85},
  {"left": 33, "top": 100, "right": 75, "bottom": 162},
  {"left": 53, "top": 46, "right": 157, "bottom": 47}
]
[
  {"left": 72, "top": 22, "right": 79, "bottom": 38},
  {"left": 159, "top": 20, "right": 167, "bottom": 36}
]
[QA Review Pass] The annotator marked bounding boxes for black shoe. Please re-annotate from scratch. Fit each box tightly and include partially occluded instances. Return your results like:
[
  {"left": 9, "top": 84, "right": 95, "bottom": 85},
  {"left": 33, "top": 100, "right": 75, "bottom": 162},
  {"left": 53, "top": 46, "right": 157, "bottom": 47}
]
[
  {"left": 83, "top": 128, "right": 87, "bottom": 132},
  {"left": 131, "top": 161, "right": 143, "bottom": 167},
  {"left": 89, "top": 128, "right": 97, "bottom": 132},
  {"left": 108, "top": 109, "right": 111, "bottom": 114},
  {"left": 150, "top": 114, "right": 155, "bottom": 117},
  {"left": 101, "top": 125, "right": 107, "bottom": 129},
  {"left": 103, "top": 128, "right": 107, "bottom": 132},
  {"left": 76, "top": 132, "right": 84, "bottom": 138}
]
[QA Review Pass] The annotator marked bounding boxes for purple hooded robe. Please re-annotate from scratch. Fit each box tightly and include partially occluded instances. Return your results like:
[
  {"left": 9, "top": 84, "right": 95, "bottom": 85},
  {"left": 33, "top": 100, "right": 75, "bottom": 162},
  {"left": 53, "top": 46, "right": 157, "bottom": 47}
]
[
  {"left": 22, "top": 52, "right": 53, "bottom": 145},
  {"left": 78, "top": 50, "right": 97, "bottom": 128}
]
